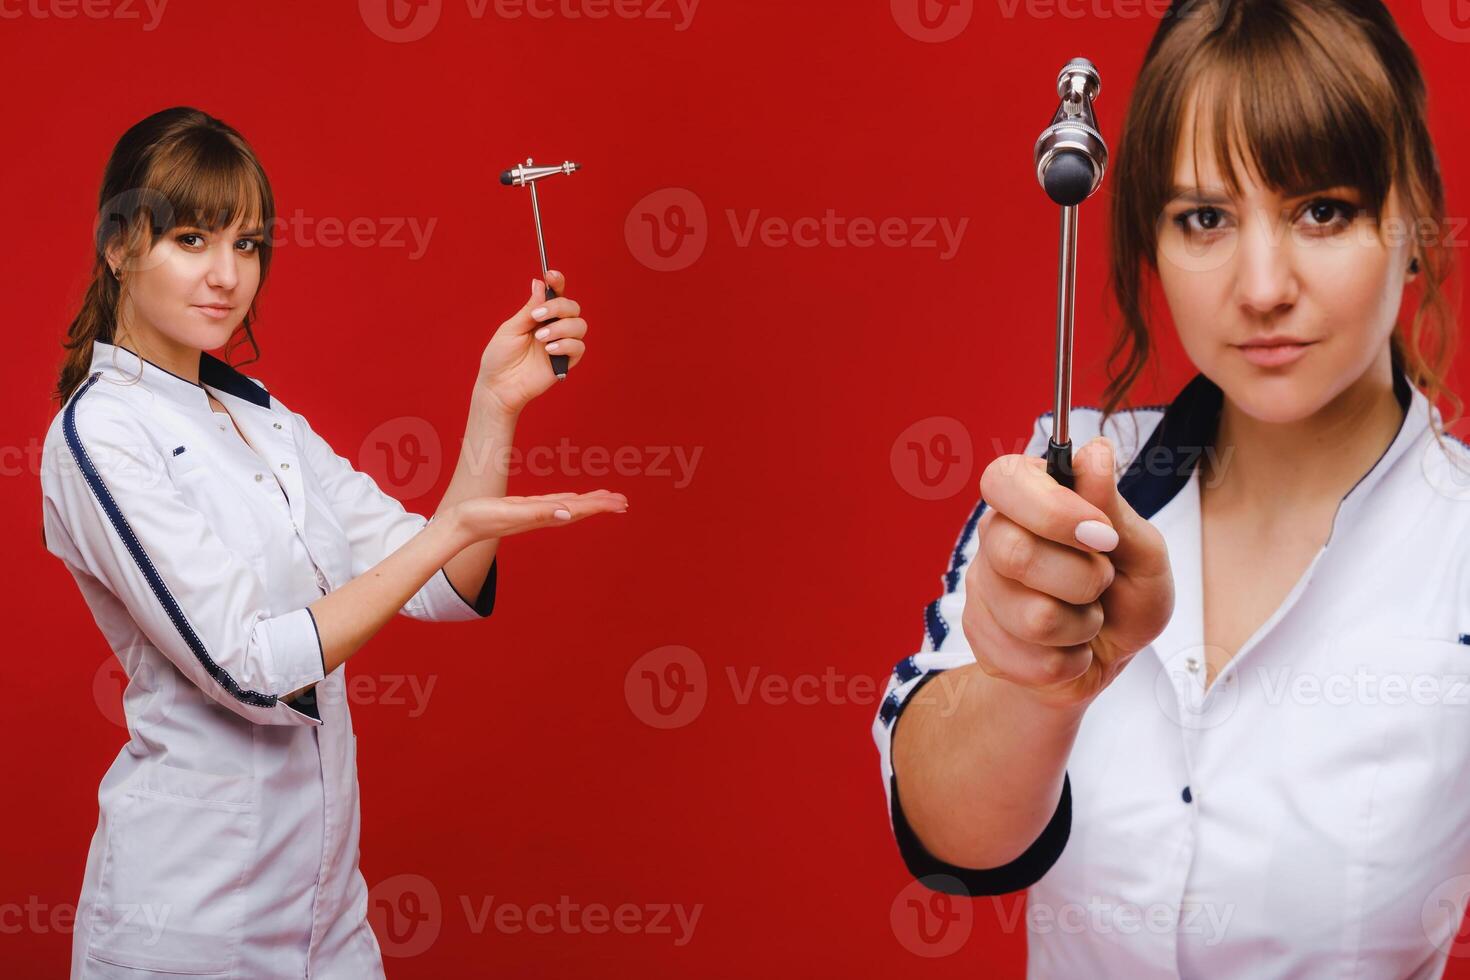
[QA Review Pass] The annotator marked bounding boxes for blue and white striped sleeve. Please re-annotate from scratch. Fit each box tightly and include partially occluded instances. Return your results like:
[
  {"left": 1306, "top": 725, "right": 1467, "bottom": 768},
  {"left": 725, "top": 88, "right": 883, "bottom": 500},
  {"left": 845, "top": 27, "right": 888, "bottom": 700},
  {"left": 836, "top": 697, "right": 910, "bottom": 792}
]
[
  {"left": 43, "top": 385, "right": 326, "bottom": 726},
  {"left": 871, "top": 411, "right": 1072, "bottom": 895}
]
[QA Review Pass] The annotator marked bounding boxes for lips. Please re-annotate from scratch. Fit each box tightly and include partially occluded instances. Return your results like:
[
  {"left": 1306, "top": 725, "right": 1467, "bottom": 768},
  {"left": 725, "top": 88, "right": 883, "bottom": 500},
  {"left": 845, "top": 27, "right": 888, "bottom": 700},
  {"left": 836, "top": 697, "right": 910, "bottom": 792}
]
[
  {"left": 1235, "top": 340, "right": 1316, "bottom": 367},
  {"left": 192, "top": 305, "right": 233, "bottom": 320}
]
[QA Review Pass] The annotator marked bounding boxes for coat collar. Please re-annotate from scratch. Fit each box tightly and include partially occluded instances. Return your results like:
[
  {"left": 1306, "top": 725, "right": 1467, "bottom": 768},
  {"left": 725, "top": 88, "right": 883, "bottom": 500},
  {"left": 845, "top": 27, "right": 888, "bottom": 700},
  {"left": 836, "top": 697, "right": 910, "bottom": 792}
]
[
  {"left": 1118, "top": 358, "right": 1427, "bottom": 523},
  {"left": 89, "top": 339, "right": 273, "bottom": 413},
  {"left": 1127, "top": 359, "right": 1433, "bottom": 688}
]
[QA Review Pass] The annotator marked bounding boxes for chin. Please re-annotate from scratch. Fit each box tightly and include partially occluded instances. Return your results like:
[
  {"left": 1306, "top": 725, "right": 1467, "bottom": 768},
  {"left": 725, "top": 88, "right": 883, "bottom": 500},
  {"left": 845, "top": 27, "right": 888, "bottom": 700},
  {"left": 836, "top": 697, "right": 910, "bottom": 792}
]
[{"left": 1217, "top": 368, "right": 1327, "bottom": 425}]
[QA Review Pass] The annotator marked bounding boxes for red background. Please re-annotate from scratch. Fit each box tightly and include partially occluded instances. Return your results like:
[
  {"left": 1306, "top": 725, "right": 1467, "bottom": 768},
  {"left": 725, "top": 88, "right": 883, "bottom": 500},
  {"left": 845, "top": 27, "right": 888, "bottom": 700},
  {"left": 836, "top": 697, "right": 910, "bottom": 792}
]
[{"left": 3, "top": 0, "right": 1468, "bottom": 975}]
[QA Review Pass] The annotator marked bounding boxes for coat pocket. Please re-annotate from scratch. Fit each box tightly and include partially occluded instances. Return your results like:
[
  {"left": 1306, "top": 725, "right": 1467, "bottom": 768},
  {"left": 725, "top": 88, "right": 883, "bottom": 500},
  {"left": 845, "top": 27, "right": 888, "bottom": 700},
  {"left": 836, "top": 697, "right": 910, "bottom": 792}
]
[
  {"left": 162, "top": 449, "right": 266, "bottom": 575},
  {"left": 85, "top": 764, "right": 258, "bottom": 975}
]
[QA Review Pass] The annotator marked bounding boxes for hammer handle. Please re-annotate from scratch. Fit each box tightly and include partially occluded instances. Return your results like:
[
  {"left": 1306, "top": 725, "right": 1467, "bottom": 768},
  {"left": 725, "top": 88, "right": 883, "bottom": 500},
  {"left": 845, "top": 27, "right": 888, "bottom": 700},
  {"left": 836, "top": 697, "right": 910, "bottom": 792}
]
[{"left": 543, "top": 283, "right": 569, "bottom": 380}]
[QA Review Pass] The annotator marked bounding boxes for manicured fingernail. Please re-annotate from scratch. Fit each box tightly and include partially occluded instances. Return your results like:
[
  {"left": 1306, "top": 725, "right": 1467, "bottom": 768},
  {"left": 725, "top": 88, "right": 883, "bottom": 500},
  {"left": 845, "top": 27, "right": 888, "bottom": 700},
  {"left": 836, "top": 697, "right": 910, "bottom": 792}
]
[
  {"left": 1075, "top": 520, "right": 1118, "bottom": 551},
  {"left": 535, "top": 327, "right": 551, "bottom": 340},
  {"left": 554, "top": 508, "right": 572, "bottom": 520},
  {"left": 531, "top": 307, "right": 548, "bottom": 320},
  {"left": 546, "top": 342, "right": 560, "bottom": 351}
]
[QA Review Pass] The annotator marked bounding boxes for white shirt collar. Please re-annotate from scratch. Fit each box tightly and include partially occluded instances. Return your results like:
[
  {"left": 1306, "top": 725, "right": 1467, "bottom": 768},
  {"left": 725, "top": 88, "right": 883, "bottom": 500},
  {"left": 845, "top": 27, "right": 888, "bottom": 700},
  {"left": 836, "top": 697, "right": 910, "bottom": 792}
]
[
  {"left": 1118, "top": 358, "right": 1432, "bottom": 523},
  {"left": 88, "top": 339, "right": 274, "bottom": 414},
  {"left": 1134, "top": 359, "right": 1437, "bottom": 676}
]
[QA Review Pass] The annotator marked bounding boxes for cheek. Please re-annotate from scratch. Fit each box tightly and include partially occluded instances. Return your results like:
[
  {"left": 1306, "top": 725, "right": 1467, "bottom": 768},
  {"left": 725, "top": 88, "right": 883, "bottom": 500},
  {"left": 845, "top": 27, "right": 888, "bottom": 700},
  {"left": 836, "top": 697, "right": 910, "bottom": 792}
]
[
  {"left": 1302, "top": 243, "right": 1400, "bottom": 347},
  {"left": 1156, "top": 253, "right": 1229, "bottom": 361},
  {"left": 241, "top": 260, "right": 262, "bottom": 293},
  {"left": 141, "top": 248, "right": 196, "bottom": 301}
]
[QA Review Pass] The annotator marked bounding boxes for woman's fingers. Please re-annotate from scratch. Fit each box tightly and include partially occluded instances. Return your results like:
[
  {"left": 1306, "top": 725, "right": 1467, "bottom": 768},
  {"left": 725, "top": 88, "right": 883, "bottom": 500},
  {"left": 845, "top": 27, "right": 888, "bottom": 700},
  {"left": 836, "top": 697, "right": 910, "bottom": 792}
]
[
  {"left": 531, "top": 491, "right": 627, "bottom": 525},
  {"left": 459, "top": 491, "right": 627, "bottom": 541},
  {"left": 978, "top": 508, "right": 1116, "bottom": 605},
  {"left": 530, "top": 297, "right": 582, "bottom": 322},
  {"left": 542, "top": 338, "right": 584, "bottom": 366},
  {"left": 968, "top": 532, "right": 1104, "bottom": 651},
  {"left": 978, "top": 453, "right": 1114, "bottom": 553},
  {"left": 504, "top": 271, "right": 577, "bottom": 336},
  {"left": 531, "top": 317, "right": 587, "bottom": 343},
  {"left": 501, "top": 490, "right": 620, "bottom": 504},
  {"left": 516, "top": 491, "right": 628, "bottom": 524}
]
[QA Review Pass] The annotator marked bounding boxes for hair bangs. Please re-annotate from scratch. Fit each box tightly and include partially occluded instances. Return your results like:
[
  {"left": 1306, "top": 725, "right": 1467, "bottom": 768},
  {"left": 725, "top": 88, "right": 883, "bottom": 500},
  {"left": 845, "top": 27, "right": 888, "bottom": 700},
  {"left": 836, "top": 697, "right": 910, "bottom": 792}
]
[
  {"left": 150, "top": 129, "right": 270, "bottom": 235},
  {"left": 1181, "top": 31, "right": 1396, "bottom": 221}
]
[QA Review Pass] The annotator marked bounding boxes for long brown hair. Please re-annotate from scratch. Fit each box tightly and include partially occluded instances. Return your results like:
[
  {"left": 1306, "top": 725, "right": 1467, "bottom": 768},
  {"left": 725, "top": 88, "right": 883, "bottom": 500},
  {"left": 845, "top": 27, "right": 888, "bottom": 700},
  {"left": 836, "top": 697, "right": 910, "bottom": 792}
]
[
  {"left": 54, "top": 107, "right": 276, "bottom": 405},
  {"left": 1104, "top": 0, "right": 1461, "bottom": 449}
]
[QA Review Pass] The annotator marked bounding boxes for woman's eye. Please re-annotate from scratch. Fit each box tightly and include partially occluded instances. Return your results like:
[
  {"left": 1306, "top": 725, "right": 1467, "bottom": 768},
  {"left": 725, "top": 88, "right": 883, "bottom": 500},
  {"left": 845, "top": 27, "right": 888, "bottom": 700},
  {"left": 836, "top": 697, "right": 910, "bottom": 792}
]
[
  {"left": 1300, "top": 198, "right": 1357, "bottom": 232},
  {"left": 177, "top": 233, "right": 203, "bottom": 248},
  {"left": 236, "top": 239, "right": 261, "bottom": 254},
  {"left": 1174, "top": 207, "right": 1226, "bottom": 235},
  {"left": 1171, "top": 198, "right": 1359, "bottom": 237}
]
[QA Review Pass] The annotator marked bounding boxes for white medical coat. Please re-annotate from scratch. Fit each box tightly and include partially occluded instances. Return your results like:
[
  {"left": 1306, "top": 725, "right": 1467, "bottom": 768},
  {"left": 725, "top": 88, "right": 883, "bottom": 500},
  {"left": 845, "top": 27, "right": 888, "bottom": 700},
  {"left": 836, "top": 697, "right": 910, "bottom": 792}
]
[
  {"left": 41, "top": 340, "right": 498, "bottom": 979},
  {"left": 874, "top": 362, "right": 1470, "bottom": 977}
]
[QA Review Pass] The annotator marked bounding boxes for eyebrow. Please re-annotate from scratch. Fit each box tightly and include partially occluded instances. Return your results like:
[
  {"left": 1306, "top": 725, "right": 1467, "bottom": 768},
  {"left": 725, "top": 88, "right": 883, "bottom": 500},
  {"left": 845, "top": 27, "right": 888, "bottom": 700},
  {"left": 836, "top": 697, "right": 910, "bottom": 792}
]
[
  {"left": 1165, "top": 182, "right": 1357, "bottom": 206},
  {"left": 177, "top": 224, "right": 266, "bottom": 236}
]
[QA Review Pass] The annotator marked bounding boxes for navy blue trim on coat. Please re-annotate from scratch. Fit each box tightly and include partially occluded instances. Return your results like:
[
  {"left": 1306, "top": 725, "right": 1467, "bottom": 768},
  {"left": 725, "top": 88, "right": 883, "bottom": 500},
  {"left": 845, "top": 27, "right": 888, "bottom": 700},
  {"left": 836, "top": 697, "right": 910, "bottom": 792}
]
[
  {"left": 64, "top": 373, "right": 310, "bottom": 715},
  {"left": 925, "top": 500, "right": 990, "bottom": 649},
  {"left": 108, "top": 342, "right": 273, "bottom": 409},
  {"left": 888, "top": 670, "right": 1072, "bottom": 895},
  {"left": 1114, "top": 361, "right": 1412, "bottom": 519},
  {"left": 199, "top": 351, "right": 272, "bottom": 408},
  {"left": 441, "top": 559, "right": 498, "bottom": 617},
  {"left": 1115, "top": 372, "right": 1222, "bottom": 520},
  {"left": 305, "top": 607, "right": 326, "bottom": 676}
]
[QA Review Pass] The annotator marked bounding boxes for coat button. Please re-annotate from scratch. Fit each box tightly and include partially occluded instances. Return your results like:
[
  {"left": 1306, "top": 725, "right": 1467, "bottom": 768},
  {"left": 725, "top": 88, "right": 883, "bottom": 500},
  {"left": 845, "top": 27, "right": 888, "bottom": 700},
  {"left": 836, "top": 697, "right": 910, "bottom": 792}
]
[
  {"left": 273, "top": 422, "right": 282, "bottom": 430},
  {"left": 254, "top": 473, "right": 263, "bottom": 482},
  {"left": 1185, "top": 657, "right": 1200, "bottom": 673},
  {"left": 280, "top": 462, "right": 290, "bottom": 470}
]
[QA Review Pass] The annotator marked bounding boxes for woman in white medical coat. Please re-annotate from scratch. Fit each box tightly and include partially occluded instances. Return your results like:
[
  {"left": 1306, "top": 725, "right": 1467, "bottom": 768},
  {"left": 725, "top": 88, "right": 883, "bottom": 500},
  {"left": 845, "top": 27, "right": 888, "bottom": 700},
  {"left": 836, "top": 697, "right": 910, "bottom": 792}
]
[
  {"left": 875, "top": 1, "right": 1470, "bottom": 976},
  {"left": 40, "top": 106, "right": 627, "bottom": 979}
]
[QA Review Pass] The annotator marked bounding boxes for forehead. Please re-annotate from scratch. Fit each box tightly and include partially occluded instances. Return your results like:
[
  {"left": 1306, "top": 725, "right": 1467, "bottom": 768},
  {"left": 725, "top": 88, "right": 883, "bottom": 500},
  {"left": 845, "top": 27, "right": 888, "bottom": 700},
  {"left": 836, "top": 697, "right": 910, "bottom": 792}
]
[
  {"left": 1167, "top": 85, "right": 1381, "bottom": 207},
  {"left": 177, "top": 209, "right": 264, "bottom": 233},
  {"left": 1172, "top": 93, "right": 1257, "bottom": 193}
]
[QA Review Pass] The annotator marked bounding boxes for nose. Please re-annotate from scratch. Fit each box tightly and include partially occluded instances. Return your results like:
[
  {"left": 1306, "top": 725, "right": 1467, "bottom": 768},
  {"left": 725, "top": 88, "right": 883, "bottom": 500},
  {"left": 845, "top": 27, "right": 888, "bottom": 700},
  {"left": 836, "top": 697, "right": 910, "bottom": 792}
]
[
  {"left": 204, "top": 238, "right": 240, "bottom": 291},
  {"left": 1232, "top": 209, "right": 1297, "bottom": 318}
]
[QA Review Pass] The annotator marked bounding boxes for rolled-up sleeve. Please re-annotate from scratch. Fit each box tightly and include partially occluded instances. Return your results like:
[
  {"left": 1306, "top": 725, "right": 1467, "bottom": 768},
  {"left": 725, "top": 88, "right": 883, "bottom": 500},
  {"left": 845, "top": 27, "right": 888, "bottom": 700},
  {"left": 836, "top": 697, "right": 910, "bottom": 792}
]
[
  {"left": 871, "top": 412, "right": 1071, "bottom": 895},
  {"left": 286, "top": 405, "right": 497, "bottom": 622},
  {"left": 42, "top": 382, "right": 326, "bottom": 726}
]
